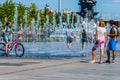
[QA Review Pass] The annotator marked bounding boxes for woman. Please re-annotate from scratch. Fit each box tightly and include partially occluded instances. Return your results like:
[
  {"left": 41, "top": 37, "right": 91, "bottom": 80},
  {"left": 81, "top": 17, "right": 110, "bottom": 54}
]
[
  {"left": 79, "top": 29, "right": 88, "bottom": 56},
  {"left": 90, "top": 21, "right": 107, "bottom": 64},
  {"left": 3, "top": 21, "right": 16, "bottom": 56}
]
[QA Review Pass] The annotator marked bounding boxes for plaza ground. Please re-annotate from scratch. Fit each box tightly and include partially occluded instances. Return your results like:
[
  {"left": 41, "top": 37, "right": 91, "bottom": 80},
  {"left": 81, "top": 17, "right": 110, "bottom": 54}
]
[
  {"left": 0, "top": 41, "right": 120, "bottom": 80},
  {"left": 0, "top": 56, "right": 120, "bottom": 80}
]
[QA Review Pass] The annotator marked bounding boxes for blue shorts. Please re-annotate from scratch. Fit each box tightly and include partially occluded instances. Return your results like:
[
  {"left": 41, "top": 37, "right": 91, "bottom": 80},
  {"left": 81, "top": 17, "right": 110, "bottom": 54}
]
[
  {"left": 107, "top": 39, "right": 117, "bottom": 50},
  {"left": 3, "top": 35, "right": 10, "bottom": 43},
  {"left": 67, "top": 37, "right": 73, "bottom": 43},
  {"left": 81, "top": 38, "right": 88, "bottom": 42}
]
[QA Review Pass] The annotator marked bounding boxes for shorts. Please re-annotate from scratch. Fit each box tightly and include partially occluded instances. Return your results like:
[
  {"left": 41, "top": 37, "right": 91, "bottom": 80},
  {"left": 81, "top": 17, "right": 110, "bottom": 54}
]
[
  {"left": 107, "top": 39, "right": 117, "bottom": 50},
  {"left": 3, "top": 35, "right": 10, "bottom": 43},
  {"left": 67, "top": 37, "right": 73, "bottom": 43},
  {"left": 81, "top": 38, "right": 88, "bottom": 42},
  {"left": 93, "top": 40, "right": 105, "bottom": 49}
]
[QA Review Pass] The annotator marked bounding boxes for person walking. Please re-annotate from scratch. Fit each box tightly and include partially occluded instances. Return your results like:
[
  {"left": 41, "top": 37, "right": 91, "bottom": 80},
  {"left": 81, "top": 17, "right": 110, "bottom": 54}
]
[
  {"left": 66, "top": 26, "right": 75, "bottom": 49},
  {"left": 90, "top": 21, "right": 107, "bottom": 64},
  {"left": 79, "top": 29, "right": 88, "bottom": 56},
  {"left": 106, "top": 20, "right": 118, "bottom": 63}
]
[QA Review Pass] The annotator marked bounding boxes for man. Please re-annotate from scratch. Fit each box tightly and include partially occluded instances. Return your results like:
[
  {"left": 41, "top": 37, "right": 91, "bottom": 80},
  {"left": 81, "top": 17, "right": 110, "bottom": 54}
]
[{"left": 106, "top": 20, "right": 118, "bottom": 63}]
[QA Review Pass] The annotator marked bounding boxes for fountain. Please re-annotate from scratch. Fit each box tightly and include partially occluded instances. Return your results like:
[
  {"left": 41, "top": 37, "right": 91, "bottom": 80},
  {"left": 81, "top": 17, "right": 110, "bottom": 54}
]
[
  {"left": 1, "top": 2, "right": 120, "bottom": 59},
  {"left": 31, "top": 18, "right": 37, "bottom": 42}
]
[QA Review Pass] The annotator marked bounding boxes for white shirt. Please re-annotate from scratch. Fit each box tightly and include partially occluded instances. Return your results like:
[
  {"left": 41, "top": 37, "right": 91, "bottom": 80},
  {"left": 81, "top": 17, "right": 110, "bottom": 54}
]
[{"left": 97, "top": 27, "right": 107, "bottom": 40}]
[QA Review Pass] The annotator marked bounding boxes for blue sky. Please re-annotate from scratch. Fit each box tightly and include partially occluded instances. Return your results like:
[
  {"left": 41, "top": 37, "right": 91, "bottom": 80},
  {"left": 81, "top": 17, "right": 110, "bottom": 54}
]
[
  {"left": 0, "top": 0, "right": 79, "bottom": 11},
  {"left": 0, "top": 0, "right": 120, "bottom": 19},
  {"left": 96, "top": 0, "right": 120, "bottom": 18}
]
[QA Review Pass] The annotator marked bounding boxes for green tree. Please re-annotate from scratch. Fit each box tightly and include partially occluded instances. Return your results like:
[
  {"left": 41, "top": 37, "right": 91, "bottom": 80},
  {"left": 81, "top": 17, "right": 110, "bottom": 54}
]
[
  {"left": 55, "top": 12, "right": 61, "bottom": 26},
  {"left": 39, "top": 4, "right": 53, "bottom": 32},
  {"left": 27, "top": 3, "right": 38, "bottom": 28},
  {"left": 17, "top": 3, "right": 25, "bottom": 30},
  {"left": 44, "top": 4, "right": 50, "bottom": 16},
  {"left": 0, "top": 5, "right": 5, "bottom": 24},
  {"left": 73, "top": 13, "right": 77, "bottom": 25},
  {"left": 39, "top": 10, "right": 46, "bottom": 32},
  {"left": 0, "top": 0, "right": 15, "bottom": 25},
  {"left": 48, "top": 11, "right": 53, "bottom": 25},
  {"left": 70, "top": 12, "right": 77, "bottom": 27},
  {"left": 62, "top": 12, "right": 67, "bottom": 23},
  {"left": 70, "top": 13, "right": 73, "bottom": 24}
]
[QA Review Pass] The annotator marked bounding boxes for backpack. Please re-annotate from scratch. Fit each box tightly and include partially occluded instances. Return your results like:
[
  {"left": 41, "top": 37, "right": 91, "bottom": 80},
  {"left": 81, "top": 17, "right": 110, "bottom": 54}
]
[
  {"left": 114, "top": 26, "right": 119, "bottom": 37},
  {"left": 110, "top": 26, "right": 119, "bottom": 37},
  {"left": 1, "top": 33, "right": 4, "bottom": 37}
]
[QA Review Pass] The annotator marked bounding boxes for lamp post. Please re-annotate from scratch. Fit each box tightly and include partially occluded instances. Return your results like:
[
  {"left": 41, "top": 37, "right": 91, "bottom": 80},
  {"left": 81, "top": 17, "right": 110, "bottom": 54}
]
[
  {"left": 58, "top": 0, "right": 63, "bottom": 28},
  {"left": 58, "top": 0, "right": 61, "bottom": 12}
]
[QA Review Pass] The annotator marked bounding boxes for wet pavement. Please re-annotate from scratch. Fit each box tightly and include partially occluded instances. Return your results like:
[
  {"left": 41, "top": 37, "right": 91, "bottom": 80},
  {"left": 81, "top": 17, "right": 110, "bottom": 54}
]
[
  {"left": 0, "top": 42, "right": 120, "bottom": 80},
  {"left": 22, "top": 42, "right": 120, "bottom": 59}
]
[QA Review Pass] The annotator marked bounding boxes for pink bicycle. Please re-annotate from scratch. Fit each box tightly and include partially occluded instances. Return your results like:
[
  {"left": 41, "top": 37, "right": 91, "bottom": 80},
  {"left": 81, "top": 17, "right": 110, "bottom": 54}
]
[{"left": 0, "top": 39, "right": 24, "bottom": 57}]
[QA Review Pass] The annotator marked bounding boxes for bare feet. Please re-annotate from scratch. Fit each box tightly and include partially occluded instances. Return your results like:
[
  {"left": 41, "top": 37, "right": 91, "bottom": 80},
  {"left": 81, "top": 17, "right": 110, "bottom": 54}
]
[
  {"left": 99, "top": 61, "right": 103, "bottom": 64},
  {"left": 90, "top": 60, "right": 95, "bottom": 64}
]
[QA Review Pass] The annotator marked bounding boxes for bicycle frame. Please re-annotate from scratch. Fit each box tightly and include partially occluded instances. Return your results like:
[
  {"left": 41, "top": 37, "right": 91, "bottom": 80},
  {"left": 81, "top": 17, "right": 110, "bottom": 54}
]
[
  {"left": 8, "top": 39, "right": 19, "bottom": 51},
  {"left": 0, "top": 37, "right": 24, "bottom": 57}
]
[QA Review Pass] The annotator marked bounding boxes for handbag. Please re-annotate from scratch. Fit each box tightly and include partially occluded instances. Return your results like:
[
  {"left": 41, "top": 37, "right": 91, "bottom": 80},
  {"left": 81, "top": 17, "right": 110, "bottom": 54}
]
[
  {"left": 95, "top": 40, "right": 100, "bottom": 44},
  {"left": 1, "top": 33, "right": 4, "bottom": 37}
]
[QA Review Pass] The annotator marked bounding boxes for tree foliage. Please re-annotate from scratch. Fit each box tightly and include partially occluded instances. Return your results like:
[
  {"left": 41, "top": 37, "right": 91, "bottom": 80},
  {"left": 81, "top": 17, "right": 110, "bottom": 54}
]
[
  {"left": 39, "top": 10, "right": 46, "bottom": 31},
  {"left": 0, "top": 0, "right": 77, "bottom": 30},
  {"left": 55, "top": 12, "right": 61, "bottom": 26},
  {"left": 27, "top": 3, "right": 38, "bottom": 28},
  {"left": 70, "top": 12, "right": 77, "bottom": 26},
  {"left": 17, "top": 3, "right": 25, "bottom": 29},
  {"left": 0, "top": 0, "right": 15, "bottom": 25},
  {"left": 39, "top": 4, "right": 54, "bottom": 32},
  {"left": 62, "top": 13, "right": 67, "bottom": 23}
]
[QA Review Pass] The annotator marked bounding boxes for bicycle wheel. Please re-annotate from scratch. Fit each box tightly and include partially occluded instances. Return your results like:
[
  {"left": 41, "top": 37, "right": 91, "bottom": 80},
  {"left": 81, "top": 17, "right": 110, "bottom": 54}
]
[
  {"left": 0, "top": 43, "right": 5, "bottom": 56},
  {"left": 15, "top": 43, "right": 24, "bottom": 57}
]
